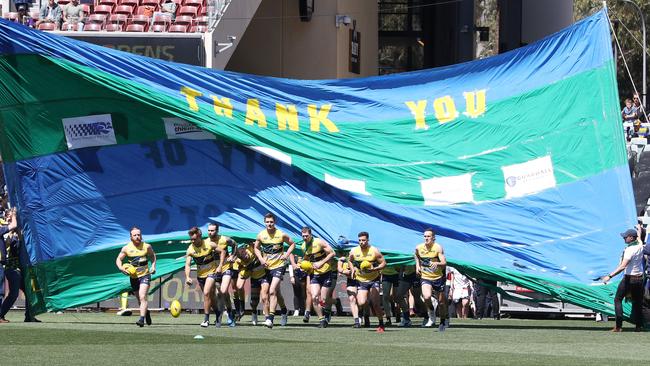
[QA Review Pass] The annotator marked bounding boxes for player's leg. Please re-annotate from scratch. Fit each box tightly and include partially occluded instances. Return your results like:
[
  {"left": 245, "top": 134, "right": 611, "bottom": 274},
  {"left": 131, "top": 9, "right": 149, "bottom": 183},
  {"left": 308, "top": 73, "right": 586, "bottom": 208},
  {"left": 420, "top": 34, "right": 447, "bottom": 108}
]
[
  {"left": 137, "top": 281, "right": 150, "bottom": 327},
  {"left": 310, "top": 281, "right": 324, "bottom": 326},
  {"left": 395, "top": 278, "right": 412, "bottom": 327},
  {"left": 381, "top": 277, "right": 393, "bottom": 325},
  {"left": 347, "top": 285, "right": 360, "bottom": 327},
  {"left": 421, "top": 282, "right": 435, "bottom": 327}
]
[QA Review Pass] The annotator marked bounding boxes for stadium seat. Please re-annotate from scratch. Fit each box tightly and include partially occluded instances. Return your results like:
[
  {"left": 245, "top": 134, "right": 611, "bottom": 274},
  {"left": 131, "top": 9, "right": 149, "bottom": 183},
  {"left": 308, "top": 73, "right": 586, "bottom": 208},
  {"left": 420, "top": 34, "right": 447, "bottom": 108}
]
[
  {"left": 5, "top": 12, "right": 18, "bottom": 21},
  {"left": 105, "top": 23, "right": 123, "bottom": 31},
  {"left": 37, "top": 22, "right": 56, "bottom": 31},
  {"left": 60, "top": 22, "right": 70, "bottom": 31},
  {"left": 114, "top": 5, "right": 134, "bottom": 16},
  {"left": 129, "top": 14, "right": 150, "bottom": 31},
  {"left": 150, "top": 24, "right": 167, "bottom": 32},
  {"left": 126, "top": 23, "right": 145, "bottom": 32},
  {"left": 173, "top": 15, "right": 192, "bottom": 27},
  {"left": 83, "top": 23, "right": 103, "bottom": 31},
  {"left": 93, "top": 4, "right": 113, "bottom": 16},
  {"left": 58, "top": 0, "right": 71, "bottom": 5},
  {"left": 189, "top": 24, "right": 207, "bottom": 33},
  {"left": 109, "top": 13, "right": 128, "bottom": 25},
  {"left": 140, "top": 0, "right": 160, "bottom": 10},
  {"left": 182, "top": 0, "right": 201, "bottom": 9},
  {"left": 81, "top": 4, "right": 92, "bottom": 15},
  {"left": 97, "top": 0, "right": 118, "bottom": 11},
  {"left": 88, "top": 13, "right": 107, "bottom": 25},
  {"left": 168, "top": 24, "right": 187, "bottom": 33},
  {"left": 120, "top": 0, "right": 139, "bottom": 8},
  {"left": 195, "top": 15, "right": 207, "bottom": 26},
  {"left": 178, "top": 5, "right": 198, "bottom": 17},
  {"left": 152, "top": 14, "right": 171, "bottom": 28}
]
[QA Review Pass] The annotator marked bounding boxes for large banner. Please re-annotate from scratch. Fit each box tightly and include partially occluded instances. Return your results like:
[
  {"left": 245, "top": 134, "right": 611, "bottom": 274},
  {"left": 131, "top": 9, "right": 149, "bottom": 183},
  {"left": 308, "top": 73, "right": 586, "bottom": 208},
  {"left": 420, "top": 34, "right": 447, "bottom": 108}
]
[{"left": 0, "top": 9, "right": 634, "bottom": 317}]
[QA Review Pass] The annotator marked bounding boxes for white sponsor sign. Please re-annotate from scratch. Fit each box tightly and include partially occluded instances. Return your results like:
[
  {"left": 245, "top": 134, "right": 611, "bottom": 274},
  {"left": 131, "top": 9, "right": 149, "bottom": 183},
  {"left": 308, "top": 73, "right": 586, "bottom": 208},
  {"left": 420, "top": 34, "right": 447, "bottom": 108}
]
[
  {"left": 420, "top": 173, "right": 474, "bottom": 205},
  {"left": 502, "top": 156, "right": 556, "bottom": 198},
  {"left": 62, "top": 114, "right": 117, "bottom": 150},
  {"left": 163, "top": 117, "right": 215, "bottom": 140},
  {"left": 324, "top": 173, "right": 370, "bottom": 195},
  {"left": 248, "top": 146, "right": 292, "bottom": 165}
]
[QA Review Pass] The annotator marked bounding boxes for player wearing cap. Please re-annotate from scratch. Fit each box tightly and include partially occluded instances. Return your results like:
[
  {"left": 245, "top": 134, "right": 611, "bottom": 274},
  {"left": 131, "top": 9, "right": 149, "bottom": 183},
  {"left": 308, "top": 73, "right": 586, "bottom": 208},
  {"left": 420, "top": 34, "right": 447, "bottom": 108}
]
[
  {"left": 415, "top": 228, "right": 448, "bottom": 331},
  {"left": 116, "top": 227, "right": 157, "bottom": 327},
  {"left": 349, "top": 231, "right": 386, "bottom": 333}
]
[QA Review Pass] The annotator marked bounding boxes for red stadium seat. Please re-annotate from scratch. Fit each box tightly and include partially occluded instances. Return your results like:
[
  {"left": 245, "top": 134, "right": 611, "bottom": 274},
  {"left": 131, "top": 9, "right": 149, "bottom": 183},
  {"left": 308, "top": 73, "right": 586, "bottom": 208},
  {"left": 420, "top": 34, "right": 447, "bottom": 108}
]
[
  {"left": 129, "top": 14, "right": 149, "bottom": 31},
  {"left": 140, "top": 0, "right": 160, "bottom": 10},
  {"left": 152, "top": 13, "right": 171, "bottom": 26},
  {"left": 189, "top": 24, "right": 207, "bottom": 33},
  {"left": 88, "top": 13, "right": 107, "bottom": 25},
  {"left": 173, "top": 15, "right": 192, "bottom": 27},
  {"left": 83, "top": 23, "right": 103, "bottom": 31},
  {"left": 97, "top": 0, "right": 118, "bottom": 11},
  {"left": 120, "top": 0, "right": 139, "bottom": 7},
  {"left": 150, "top": 24, "right": 167, "bottom": 32},
  {"left": 178, "top": 5, "right": 197, "bottom": 17},
  {"left": 93, "top": 4, "right": 113, "bottom": 15},
  {"left": 5, "top": 12, "right": 18, "bottom": 21},
  {"left": 109, "top": 13, "right": 128, "bottom": 25},
  {"left": 37, "top": 22, "right": 56, "bottom": 31},
  {"left": 105, "top": 23, "right": 123, "bottom": 31},
  {"left": 195, "top": 15, "right": 207, "bottom": 26},
  {"left": 182, "top": 0, "right": 201, "bottom": 9},
  {"left": 168, "top": 24, "right": 187, "bottom": 33},
  {"left": 60, "top": 21, "right": 70, "bottom": 30},
  {"left": 58, "top": 0, "right": 71, "bottom": 5},
  {"left": 81, "top": 4, "right": 91, "bottom": 15},
  {"left": 113, "top": 5, "right": 134, "bottom": 16},
  {"left": 126, "top": 23, "right": 145, "bottom": 32}
]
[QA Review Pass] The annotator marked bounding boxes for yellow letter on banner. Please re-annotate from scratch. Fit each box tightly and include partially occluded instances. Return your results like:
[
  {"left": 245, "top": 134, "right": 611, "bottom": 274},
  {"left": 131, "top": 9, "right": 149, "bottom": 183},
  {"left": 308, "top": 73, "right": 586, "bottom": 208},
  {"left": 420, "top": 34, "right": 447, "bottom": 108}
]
[
  {"left": 463, "top": 89, "right": 487, "bottom": 118},
  {"left": 405, "top": 100, "right": 428, "bottom": 129},
  {"left": 180, "top": 86, "right": 202, "bottom": 112},
  {"left": 245, "top": 99, "right": 267, "bottom": 128},
  {"left": 211, "top": 95, "right": 233, "bottom": 118},
  {"left": 433, "top": 96, "right": 459, "bottom": 124},
  {"left": 308, "top": 104, "right": 339, "bottom": 132},
  {"left": 276, "top": 104, "right": 300, "bottom": 131}
]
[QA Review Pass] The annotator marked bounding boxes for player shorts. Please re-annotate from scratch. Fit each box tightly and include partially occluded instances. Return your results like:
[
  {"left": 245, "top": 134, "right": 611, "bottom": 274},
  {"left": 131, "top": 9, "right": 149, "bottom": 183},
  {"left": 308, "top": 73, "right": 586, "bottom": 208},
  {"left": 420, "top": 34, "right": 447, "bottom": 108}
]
[
  {"left": 130, "top": 274, "right": 151, "bottom": 292},
  {"left": 294, "top": 268, "right": 308, "bottom": 282},
  {"left": 346, "top": 278, "right": 359, "bottom": 288},
  {"left": 223, "top": 268, "right": 239, "bottom": 278},
  {"left": 421, "top": 277, "right": 445, "bottom": 292},
  {"left": 357, "top": 279, "right": 380, "bottom": 291},
  {"left": 310, "top": 271, "right": 337, "bottom": 288},
  {"left": 250, "top": 276, "right": 264, "bottom": 289},
  {"left": 197, "top": 272, "right": 219, "bottom": 290},
  {"left": 382, "top": 273, "right": 399, "bottom": 286},
  {"left": 262, "top": 266, "right": 287, "bottom": 284}
]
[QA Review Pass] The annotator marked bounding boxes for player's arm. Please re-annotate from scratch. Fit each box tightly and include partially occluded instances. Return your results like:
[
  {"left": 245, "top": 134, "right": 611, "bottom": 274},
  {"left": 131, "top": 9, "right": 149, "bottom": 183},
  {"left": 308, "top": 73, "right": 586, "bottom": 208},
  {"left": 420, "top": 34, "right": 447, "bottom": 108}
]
[
  {"left": 373, "top": 249, "right": 386, "bottom": 271},
  {"left": 115, "top": 247, "right": 129, "bottom": 275},
  {"left": 314, "top": 241, "right": 335, "bottom": 270},
  {"left": 348, "top": 252, "right": 356, "bottom": 278},
  {"left": 227, "top": 238, "right": 237, "bottom": 262},
  {"left": 184, "top": 249, "right": 193, "bottom": 285},
  {"left": 281, "top": 234, "right": 295, "bottom": 260},
  {"left": 414, "top": 249, "right": 422, "bottom": 276},
  {"left": 253, "top": 237, "right": 266, "bottom": 267},
  {"left": 337, "top": 257, "right": 346, "bottom": 274},
  {"left": 216, "top": 245, "right": 226, "bottom": 273},
  {"left": 147, "top": 244, "right": 157, "bottom": 274}
]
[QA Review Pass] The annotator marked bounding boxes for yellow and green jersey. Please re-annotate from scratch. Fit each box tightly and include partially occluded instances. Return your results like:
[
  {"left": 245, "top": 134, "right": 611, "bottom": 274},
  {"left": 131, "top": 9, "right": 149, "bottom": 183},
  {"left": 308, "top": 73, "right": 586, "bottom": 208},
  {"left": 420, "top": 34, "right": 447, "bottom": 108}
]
[
  {"left": 301, "top": 237, "right": 334, "bottom": 275},
  {"left": 211, "top": 235, "right": 234, "bottom": 271},
  {"left": 124, "top": 241, "right": 150, "bottom": 278},
  {"left": 187, "top": 240, "right": 219, "bottom": 278},
  {"left": 416, "top": 242, "right": 445, "bottom": 280},
  {"left": 238, "top": 246, "right": 266, "bottom": 279},
  {"left": 350, "top": 245, "right": 380, "bottom": 282},
  {"left": 258, "top": 229, "right": 287, "bottom": 270}
]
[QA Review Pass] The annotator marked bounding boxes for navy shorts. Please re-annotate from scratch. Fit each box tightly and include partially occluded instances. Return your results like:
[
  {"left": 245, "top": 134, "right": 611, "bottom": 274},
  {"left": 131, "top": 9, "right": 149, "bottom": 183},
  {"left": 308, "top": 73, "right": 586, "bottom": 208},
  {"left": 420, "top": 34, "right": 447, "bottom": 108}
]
[
  {"left": 223, "top": 268, "right": 239, "bottom": 278},
  {"left": 421, "top": 277, "right": 445, "bottom": 292},
  {"left": 250, "top": 276, "right": 264, "bottom": 289},
  {"left": 262, "top": 266, "right": 287, "bottom": 284},
  {"left": 357, "top": 280, "right": 380, "bottom": 291},
  {"left": 294, "top": 268, "right": 308, "bottom": 282},
  {"left": 130, "top": 274, "right": 151, "bottom": 292},
  {"left": 346, "top": 278, "right": 358, "bottom": 288},
  {"left": 310, "top": 271, "right": 337, "bottom": 288},
  {"left": 382, "top": 274, "right": 399, "bottom": 286},
  {"left": 197, "top": 273, "right": 219, "bottom": 290}
]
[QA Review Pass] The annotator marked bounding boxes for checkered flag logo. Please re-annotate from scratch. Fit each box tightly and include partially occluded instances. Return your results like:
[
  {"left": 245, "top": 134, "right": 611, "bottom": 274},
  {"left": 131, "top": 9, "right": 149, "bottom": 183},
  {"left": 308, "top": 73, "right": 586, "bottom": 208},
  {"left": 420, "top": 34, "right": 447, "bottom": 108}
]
[
  {"left": 64, "top": 122, "right": 113, "bottom": 138},
  {"left": 62, "top": 114, "right": 117, "bottom": 150}
]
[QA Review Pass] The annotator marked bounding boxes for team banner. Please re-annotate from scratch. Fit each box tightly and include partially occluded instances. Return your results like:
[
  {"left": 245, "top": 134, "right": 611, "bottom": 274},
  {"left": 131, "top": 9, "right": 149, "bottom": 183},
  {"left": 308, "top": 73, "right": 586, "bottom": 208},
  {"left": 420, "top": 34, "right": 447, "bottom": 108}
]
[{"left": 0, "top": 10, "right": 635, "bottom": 316}]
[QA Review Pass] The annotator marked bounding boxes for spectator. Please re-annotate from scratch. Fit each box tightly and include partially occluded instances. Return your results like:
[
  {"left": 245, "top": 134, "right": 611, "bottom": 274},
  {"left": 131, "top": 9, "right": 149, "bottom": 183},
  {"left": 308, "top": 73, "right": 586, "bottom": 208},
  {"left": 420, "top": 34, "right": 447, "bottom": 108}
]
[
  {"left": 62, "top": 0, "right": 85, "bottom": 31},
  {"left": 15, "top": 2, "right": 36, "bottom": 27},
  {"left": 602, "top": 228, "right": 645, "bottom": 332},
  {"left": 622, "top": 98, "right": 638, "bottom": 123},
  {"left": 633, "top": 94, "right": 646, "bottom": 122},
  {"left": 449, "top": 266, "right": 473, "bottom": 319},
  {"left": 475, "top": 279, "right": 500, "bottom": 319},
  {"left": 152, "top": 0, "right": 177, "bottom": 25},
  {"left": 36, "top": 0, "right": 62, "bottom": 30}
]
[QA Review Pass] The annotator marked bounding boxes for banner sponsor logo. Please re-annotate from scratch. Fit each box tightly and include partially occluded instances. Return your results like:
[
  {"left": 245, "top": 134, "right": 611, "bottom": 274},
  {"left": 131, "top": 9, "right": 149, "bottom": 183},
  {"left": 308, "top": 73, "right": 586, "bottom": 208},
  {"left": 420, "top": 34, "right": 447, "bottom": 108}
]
[
  {"left": 163, "top": 117, "right": 215, "bottom": 140},
  {"left": 502, "top": 156, "right": 556, "bottom": 198},
  {"left": 62, "top": 114, "right": 116, "bottom": 150},
  {"left": 420, "top": 173, "right": 474, "bottom": 205}
]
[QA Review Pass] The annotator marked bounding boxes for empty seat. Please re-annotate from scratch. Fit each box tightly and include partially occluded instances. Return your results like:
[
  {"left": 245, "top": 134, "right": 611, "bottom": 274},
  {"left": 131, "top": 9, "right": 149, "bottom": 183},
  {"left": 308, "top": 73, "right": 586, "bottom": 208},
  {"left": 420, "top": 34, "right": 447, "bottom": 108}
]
[
  {"left": 93, "top": 4, "right": 113, "bottom": 15},
  {"left": 126, "top": 23, "right": 145, "bottom": 32},
  {"left": 150, "top": 24, "right": 167, "bottom": 32},
  {"left": 120, "top": 0, "right": 139, "bottom": 7},
  {"left": 58, "top": 0, "right": 71, "bottom": 5},
  {"left": 105, "top": 23, "right": 123, "bottom": 31},
  {"left": 81, "top": 4, "right": 91, "bottom": 15},
  {"left": 5, "top": 12, "right": 18, "bottom": 21},
  {"left": 129, "top": 14, "right": 149, "bottom": 31},
  {"left": 140, "top": 0, "right": 160, "bottom": 10},
  {"left": 113, "top": 5, "right": 134, "bottom": 16},
  {"left": 173, "top": 15, "right": 192, "bottom": 27},
  {"left": 195, "top": 15, "right": 207, "bottom": 25},
  {"left": 178, "top": 5, "right": 198, "bottom": 17},
  {"left": 152, "top": 13, "right": 171, "bottom": 26},
  {"left": 88, "top": 13, "right": 107, "bottom": 25},
  {"left": 97, "top": 0, "right": 118, "bottom": 11},
  {"left": 109, "top": 13, "right": 128, "bottom": 24},
  {"left": 168, "top": 24, "right": 187, "bottom": 32},
  {"left": 83, "top": 23, "right": 103, "bottom": 31},
  {"left": 38, "top": 22, "right": 56, "bottom": 31},
  {"left": 182, "top": 0, "right": 201, "bottom": 8},
  {"left": 189, "top": 24, "right": 207, "bottom": 32}
]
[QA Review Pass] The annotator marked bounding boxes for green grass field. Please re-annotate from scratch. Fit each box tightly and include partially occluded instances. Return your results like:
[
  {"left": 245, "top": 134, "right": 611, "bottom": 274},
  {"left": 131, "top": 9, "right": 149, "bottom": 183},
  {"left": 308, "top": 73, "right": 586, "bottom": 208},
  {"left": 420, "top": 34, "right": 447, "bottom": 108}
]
[{"left": 1, "top": 311, "right": 648, "bottom": 365}]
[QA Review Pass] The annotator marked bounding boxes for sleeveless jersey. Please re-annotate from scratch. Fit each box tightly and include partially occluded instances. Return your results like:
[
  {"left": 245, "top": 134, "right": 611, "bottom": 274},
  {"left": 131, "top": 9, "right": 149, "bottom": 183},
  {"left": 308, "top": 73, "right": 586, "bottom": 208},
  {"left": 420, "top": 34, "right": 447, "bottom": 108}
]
[
  {"left": 212, "top": 236, "right": 233, "bottom": 271},
  {"left": 238, "top": 246, "right": 266, "bottom": 279},
  {"left": 301, "top": 237, "right": 334, "bottom": 275},
  {"left": 125, "top": 241, "right": 150, "bottom": 278},
  {"left": 416, "top": 242, "right": 445, "bottom": 280},
  {"left": 350, "top": 246, "right": 380, "bottom": 282},
  {"left": 187, "top": 240, "right": 218, "bottom": 278},
  {"left": 258, "top": 229, "right": 287, "bottom": 270}
]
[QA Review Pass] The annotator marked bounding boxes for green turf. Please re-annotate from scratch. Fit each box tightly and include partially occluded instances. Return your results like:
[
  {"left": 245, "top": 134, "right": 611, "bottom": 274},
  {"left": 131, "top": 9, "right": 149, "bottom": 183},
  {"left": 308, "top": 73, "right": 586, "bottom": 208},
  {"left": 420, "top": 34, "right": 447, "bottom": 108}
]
[{"left": 0, "top": 311, "right": 648, "bottom": 365}]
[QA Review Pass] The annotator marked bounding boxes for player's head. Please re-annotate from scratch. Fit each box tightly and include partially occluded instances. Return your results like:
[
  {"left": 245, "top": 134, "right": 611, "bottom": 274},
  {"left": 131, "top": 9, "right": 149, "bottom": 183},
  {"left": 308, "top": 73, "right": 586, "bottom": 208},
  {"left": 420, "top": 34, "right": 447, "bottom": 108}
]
[
  {"left": 264, "top": 213, "right": 276, "bottom": 230},
  {"left": 188, "top": 226, "right": 202, "bottom": 245},
  {"left": 423, "top": 228, "right": 436, "bottom": 244},
  {"left": 207, "top": 222, "right": 219, "bottom": 239},
  {"left": 130, "top": 226, "right": 142, "bottom": 244},
  {"left": 358, "top": 231, "right": 369, "bottom": 247},
  {"left": 301, "top": 227, "right": 312, "bottom": 241}
]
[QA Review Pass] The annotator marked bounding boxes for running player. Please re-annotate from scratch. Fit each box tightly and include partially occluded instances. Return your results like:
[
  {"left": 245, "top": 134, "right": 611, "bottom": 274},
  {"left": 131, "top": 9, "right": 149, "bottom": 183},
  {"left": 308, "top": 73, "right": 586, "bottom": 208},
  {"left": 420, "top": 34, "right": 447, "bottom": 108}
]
[
  {"left": 298, "top": 227, "right": 336, "bottom": 328},
  {"left": 115, "top": 227, "right": 157, "bottom": 327},
  {"left": 289, "top": 252, "right": 313, "bottom": 322},
  {"left": 338, "top": 251, "right": 360, "bottom": 328},
  {"left": 254, "top": 213, "right": 295, "bottom": 328},
  {"left": 206, "top": 223, "right": 238, "bottom": 326},
  {"left": 184, "top": 226, "right": 226, "bottom": 327},
  {"left": 235, "top": 241, "right": 266, "bottom": 325},
  {"left": 349, "top": 231, "right": 386, "bottom": 333},
  {"left": 415, "top": 228, "right": 448, "bottom": 331}
]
